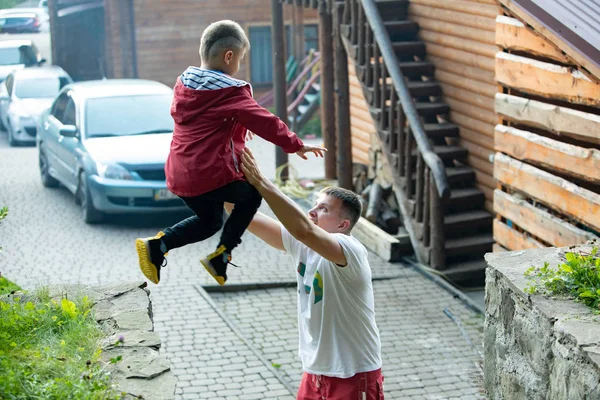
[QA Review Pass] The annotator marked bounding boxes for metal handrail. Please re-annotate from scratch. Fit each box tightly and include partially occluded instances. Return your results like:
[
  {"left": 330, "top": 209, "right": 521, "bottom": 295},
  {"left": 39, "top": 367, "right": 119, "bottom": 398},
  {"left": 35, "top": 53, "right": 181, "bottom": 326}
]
[{"left": 361, "top": 0, "right": 450, "bottom": 200}]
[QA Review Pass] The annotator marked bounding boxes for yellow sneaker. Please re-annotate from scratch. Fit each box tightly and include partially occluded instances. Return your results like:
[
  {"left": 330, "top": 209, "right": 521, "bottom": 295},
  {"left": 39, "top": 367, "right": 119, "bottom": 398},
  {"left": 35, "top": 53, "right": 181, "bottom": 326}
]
[
  {"left": 200, "top": 245, "right": 230, "bottom": 286},
  {"left": 135, "top": 231, "right": 167, "bottom": 284}
]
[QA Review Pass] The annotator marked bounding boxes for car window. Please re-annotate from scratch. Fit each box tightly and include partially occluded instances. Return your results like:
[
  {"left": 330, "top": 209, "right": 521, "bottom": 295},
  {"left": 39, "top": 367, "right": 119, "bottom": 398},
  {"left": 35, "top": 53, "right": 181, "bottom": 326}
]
[
  {"left": 0, "top": 47, "right": 22, "bottom": 65},
  {"left": 15, "top": 78, "right": 61, "bottom": 99},
  {"left": 51, "top": 92, "right": 70, "bottom": 122},
  {"left": 85, "top": 94, "right": 173, "bottom": 138},
  {"left": 63, "top": 98, "right": 76, "bottom": 126}
]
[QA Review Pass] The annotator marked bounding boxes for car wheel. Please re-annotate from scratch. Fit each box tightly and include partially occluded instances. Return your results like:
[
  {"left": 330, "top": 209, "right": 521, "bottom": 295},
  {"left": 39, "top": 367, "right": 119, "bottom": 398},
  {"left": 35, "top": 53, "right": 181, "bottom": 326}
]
[
  {"left": 39, "top": 147, "right": 59, "bottom": 188},
  {"left": 7, "top": 124, "right": 19, "bottom": 147},
  {"left": 77, "top": 172, "right": 103, "bottom": 224}
]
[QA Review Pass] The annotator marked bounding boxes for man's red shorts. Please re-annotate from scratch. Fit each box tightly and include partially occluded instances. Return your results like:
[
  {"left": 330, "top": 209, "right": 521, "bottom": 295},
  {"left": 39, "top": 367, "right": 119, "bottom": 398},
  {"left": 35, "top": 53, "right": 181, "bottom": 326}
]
[{"left": 297, "top": 368, "right": 384, "bottom": 400}]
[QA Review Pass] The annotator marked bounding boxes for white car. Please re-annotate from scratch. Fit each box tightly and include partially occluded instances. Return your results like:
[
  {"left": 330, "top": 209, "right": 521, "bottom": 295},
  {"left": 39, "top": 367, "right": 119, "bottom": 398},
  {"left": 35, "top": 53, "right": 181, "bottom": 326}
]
[{"left": 0, "top": 66, "right": 72, "bottom": 146}]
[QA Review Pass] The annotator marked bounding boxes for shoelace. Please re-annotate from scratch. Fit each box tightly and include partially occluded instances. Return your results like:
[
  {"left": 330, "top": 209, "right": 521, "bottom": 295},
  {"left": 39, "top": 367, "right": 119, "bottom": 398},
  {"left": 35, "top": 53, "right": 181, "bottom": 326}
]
[{"left": 228, "top": 260, "right": 241, "bottom": 268}]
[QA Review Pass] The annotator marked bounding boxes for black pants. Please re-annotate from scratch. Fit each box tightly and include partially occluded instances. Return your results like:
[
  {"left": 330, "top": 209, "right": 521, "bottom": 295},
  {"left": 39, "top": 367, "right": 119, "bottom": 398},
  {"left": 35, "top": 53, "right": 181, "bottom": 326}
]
[{"left": 161, "top": 181, "right": 262, "bottom": 253}]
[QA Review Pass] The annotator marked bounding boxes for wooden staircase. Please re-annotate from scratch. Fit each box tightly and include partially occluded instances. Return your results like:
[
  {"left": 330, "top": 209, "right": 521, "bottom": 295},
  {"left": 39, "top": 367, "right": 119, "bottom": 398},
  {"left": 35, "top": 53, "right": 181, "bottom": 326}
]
[{"left": 338, "top": 0, "right": 493, "bottom": 283}]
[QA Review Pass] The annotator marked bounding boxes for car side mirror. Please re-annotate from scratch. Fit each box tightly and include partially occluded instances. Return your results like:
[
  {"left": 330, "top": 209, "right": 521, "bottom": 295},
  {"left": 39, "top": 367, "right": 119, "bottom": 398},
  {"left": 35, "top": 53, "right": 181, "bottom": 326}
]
[
  {"left": 39, "top": 58, "right": 47, "bottom": 65},
  {"left": 59, "top": 125, "right": 78, "bottom": 138}
]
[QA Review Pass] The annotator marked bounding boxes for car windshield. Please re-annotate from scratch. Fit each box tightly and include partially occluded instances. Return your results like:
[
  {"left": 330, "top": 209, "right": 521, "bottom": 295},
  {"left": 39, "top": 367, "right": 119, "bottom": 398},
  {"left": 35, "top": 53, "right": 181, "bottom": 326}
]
[
  {"left": 0, "top": 47, "right": 23, "bottom": 65},
  {"left": 85, "top": 94, "right": 173, "bottom": 138},
  {"left": 15, "top": 78, "right": 61, "bottom": 98}
]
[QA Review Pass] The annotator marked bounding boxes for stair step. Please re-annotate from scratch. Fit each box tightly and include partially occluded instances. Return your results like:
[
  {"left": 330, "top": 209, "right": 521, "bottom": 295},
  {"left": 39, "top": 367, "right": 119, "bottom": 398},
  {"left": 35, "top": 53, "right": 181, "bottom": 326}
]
[
  {"left": 445, "top": 166, "right": 476, "bottom": 186},
  {"left": 446, "top": 188, "right": 485, "bottom": 212},
  {"left": 392, "top": 41, "right": 426, "bottom": 58},
  {"left": 407, "top": 81, "right": 442, "bottom": 97},
  {"left": 312, "top": 82, "right": 321, "bottom": 91},
  {"left": 399, "top": 61, "right": 435, "bottom": 78},
  {"left": 416, "top": 102, "right": 450, "bottom": 117},
  {"left": 411, "top": 145, "right": 468, "bottom": 161},
  {"left": 385, "top": 20, "right": 419, "bottom": 40},
  {"left": 298, "top": 104, "right": 310, "bottom": 114},
  {"left": 445, "top": 234, "right": 494, "bottom": 258},
  {"left": 445, "top": 210, "right": 493, "bottom": 231},
  {"left": 440, "top": 259, "right": 487, "bottom": 287},
  {"left": 423, "top": 123, "right": 460, "bottom": 139},
  {"left": 376, "top": 0, "right": 409, "bottom": 20}
]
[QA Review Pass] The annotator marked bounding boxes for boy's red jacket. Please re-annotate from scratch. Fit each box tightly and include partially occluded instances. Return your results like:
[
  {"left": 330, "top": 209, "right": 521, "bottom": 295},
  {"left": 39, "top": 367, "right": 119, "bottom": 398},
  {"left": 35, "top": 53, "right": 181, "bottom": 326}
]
[{"left": 165, "top": 68, "right": 303, "bottom": 197}]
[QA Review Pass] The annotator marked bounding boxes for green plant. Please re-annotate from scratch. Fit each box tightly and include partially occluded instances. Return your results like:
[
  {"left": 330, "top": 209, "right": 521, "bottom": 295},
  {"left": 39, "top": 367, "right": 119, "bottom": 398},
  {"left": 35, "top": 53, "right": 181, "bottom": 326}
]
[
  {"left": 525, "top": 246, "right": 600, "bottom": 313},
  {"left": 0, "top": 290, "right": 122, "bottom": 398},
  {"left": 0, "top": 0, "right": 19, "bottom": 9},
  {"left": 0, "top": 206, "right": 7, "bottom": 252},
  {"left": 0, "top": 275, "right": 20, "bottom": 296}
]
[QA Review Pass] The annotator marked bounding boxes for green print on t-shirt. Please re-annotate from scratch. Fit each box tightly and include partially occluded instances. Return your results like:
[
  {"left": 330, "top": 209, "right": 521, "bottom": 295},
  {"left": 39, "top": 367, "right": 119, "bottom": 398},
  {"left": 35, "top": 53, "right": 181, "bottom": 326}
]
[
  {"left": 313, "top": 271, "right": 323, "bottom": 304},
  {"left": 297, "top": 262, "right": 306, "bottom": 277}
]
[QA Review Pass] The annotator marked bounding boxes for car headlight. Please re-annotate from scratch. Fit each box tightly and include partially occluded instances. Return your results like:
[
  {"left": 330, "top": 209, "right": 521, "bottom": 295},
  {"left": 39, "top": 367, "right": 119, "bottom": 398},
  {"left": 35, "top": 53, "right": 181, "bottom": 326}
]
[{"left": 96, "top": 163, "right": 134, "bottom": 180}]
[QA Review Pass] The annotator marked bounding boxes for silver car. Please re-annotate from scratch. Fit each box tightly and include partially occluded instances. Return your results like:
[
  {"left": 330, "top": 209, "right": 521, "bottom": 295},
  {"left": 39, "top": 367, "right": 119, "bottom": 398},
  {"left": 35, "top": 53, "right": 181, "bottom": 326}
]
[
  {"left": 36, "top": 79, "right": 187, "bottom": 223},
  {"left": 0, "top": 66, "right": 71, "bottom": 146}
]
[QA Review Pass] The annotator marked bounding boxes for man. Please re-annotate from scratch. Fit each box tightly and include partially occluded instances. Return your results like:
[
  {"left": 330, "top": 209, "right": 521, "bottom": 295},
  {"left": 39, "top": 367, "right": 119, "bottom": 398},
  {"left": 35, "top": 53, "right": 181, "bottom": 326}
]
[{"left": 231, "top": 148, "right": 384, "bottom": 399}]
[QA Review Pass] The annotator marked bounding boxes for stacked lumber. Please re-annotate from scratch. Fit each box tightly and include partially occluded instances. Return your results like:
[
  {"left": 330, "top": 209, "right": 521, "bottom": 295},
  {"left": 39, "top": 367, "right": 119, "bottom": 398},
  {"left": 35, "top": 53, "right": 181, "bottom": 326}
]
[{"left": 493, "top": 15, "right": 600, "bottom": 252}]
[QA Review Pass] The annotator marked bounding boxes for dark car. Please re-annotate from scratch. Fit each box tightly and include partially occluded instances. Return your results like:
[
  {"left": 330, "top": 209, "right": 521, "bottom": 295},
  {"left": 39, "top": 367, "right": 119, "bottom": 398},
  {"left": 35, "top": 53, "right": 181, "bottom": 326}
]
[{"left": 0, "top": 13, "right": 41, "bottom": 34}]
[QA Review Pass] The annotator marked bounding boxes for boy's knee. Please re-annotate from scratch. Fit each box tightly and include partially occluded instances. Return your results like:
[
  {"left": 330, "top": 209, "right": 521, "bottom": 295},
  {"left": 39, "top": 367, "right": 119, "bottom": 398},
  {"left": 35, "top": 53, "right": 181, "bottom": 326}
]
[
  {"left": 249, "top": 188, "right": 262, "bottom": 208},
  {"left": 208, "top": 213, "right": 224, "bottom": 234}
]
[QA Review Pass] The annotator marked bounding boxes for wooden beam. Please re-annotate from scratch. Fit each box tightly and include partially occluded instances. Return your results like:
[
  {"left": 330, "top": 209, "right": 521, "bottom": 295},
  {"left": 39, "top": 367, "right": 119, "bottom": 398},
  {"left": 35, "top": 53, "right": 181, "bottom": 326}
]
[
  {"left": 497, "top": 0, "right": 600, "bottom": 82},
  {"left": 420, "top": 29, "right": 497, "bottom": 58},
  {"left": 495, "top": 16, "right": 569, "bottom": 63},
  {"left": 410, "top": 0, "right": 498, "bottom": 18},
  {"left": 495, "top": 93, "right": 600, "bottom": 146},
  {"left": 493, "top": 219, "right": 545, "bottom": 251},
  {"left": 495, "top": 52, "right": 600, "bottom": 107},
  {"left": 495, "top": 124, "right": 600, "bottom": 183},
  {"left": 493, "top": 243, "right": 508, "bottom": 252},
  {"left": 319, "top": 8, "right": 336, "bottom": 180},
  {"left": 427, "top": 43, "right": 495, "bottom": 72},
  {"left": 408, "top": 4, "right": 495, "bottom": 32},
  {"left": 436, "top": 69, "right": 497, "bottom": 98},
  {"left": 494, "top": 189, "right": 599, "bottom": 247},
  {"left": 352, "top": 217, "right": 412, "bottom": 262},
  {"left": 494, "top": 153, "right": 600, "bottom": 232},
  {"left": 411, "top": 15, "right": 495, "bottom": 45},
  {"left": 272, "top": 0, "right": 289, "bottom": 177}
]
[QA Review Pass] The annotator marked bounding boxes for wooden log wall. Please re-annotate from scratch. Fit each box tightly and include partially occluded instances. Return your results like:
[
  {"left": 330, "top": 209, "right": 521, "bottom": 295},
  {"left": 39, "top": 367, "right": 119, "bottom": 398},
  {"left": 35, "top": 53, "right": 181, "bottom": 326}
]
[
  {"left": 104, "top": 0, "right": 317, "bottom": 86},
  {"left": 493, "top": 13, "right": 600, "bottom": 252},
  {"left": 407, "top": 0, "right": 499, "bottom": 212},
  {"left": 348, "top": 58, "right": 374, "bottom": 165}
]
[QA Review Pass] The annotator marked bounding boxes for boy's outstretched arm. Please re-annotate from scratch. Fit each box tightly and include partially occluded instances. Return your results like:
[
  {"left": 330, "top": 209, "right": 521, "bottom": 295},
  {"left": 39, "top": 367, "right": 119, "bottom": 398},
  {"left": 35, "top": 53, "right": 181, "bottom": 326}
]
[
  {"left": 234, "top": 93, "right": 325, "bottom": 158},
  {"left": 224, "top": 203, "right": 285, "bottom": 251}
]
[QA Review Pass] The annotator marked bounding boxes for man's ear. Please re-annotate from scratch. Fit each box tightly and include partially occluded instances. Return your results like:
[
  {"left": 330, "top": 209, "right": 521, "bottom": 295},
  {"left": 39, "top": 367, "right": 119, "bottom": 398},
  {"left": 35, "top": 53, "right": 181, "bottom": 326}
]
[
  {"left": 339, "top": 219, "right": 351, "bottom": 232},
  {"left": 224, "top": 50, "right": 234, "bottom": 64}
]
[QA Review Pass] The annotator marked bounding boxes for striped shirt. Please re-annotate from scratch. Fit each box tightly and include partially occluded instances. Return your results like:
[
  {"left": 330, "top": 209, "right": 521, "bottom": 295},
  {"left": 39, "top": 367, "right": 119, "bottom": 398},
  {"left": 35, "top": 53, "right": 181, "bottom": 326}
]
[{"left": 180, "top": 67, "right": 250, "bottom": 92}]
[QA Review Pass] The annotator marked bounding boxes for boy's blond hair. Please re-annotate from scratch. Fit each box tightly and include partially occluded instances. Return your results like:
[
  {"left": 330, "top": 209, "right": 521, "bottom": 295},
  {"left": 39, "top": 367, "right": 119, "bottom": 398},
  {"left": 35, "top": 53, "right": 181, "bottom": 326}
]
[{"left": 199, "top": 20, "right": 250, "bottom": 61}]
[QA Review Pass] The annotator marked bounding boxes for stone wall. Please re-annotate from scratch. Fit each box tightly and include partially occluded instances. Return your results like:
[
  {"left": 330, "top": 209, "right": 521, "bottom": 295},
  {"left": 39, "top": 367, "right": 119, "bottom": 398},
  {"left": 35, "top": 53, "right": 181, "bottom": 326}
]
[
  {"left": 48, "top": 281, "right": 175, "bottom": 400},
  {"left": 484, "top": 246, "right": 600, "bottom": 400}
]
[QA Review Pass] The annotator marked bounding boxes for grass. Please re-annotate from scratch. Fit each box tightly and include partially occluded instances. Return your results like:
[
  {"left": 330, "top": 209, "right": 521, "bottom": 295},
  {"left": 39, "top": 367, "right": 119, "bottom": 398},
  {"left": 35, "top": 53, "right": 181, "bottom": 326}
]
[
  {"left": 525, "top": 244, "right": 600, "bottom": 313},
  {"left": 0, "top": 287, "right": 122, "bottom": 399},
  {"left": 0, "top": 276, "right": 20, "bottom": 296}
]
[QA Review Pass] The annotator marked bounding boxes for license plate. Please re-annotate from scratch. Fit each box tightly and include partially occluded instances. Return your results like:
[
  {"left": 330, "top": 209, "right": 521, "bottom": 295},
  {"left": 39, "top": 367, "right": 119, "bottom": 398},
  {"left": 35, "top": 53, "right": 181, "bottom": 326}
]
[{"left": 154, "top": 189, "right": 178, "bottom": 201}]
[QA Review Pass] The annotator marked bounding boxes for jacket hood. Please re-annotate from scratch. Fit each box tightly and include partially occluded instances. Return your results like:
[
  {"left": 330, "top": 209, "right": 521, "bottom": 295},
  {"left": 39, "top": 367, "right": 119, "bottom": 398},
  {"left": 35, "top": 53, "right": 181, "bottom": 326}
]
[{"left": 171, "top": 67, "right": 251, "bottom": 124}]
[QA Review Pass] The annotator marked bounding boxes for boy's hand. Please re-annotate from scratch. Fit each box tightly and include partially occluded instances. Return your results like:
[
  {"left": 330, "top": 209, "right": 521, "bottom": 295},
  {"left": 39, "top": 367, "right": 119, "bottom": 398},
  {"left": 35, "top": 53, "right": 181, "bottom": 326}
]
[
  {"left": 296, "top": 144, "right": 327, "bottom": 160},
  {"left": 241, "top": 148, "right": 266, "bottom": 187},
  {"left": 245, "top": 131, "right": 255, "bottom": 141}
]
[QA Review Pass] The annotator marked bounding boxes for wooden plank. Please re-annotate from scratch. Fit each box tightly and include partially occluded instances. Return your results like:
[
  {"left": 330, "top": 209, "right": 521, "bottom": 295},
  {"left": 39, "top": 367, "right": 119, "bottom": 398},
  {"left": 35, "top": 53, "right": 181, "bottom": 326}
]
[
  {"left": 349, "top": 104, "right": 374, "bottom": 124},
  {"left": 494, "top": 153, "right": 600, "bottom": 231},
  {"left": 467, "top": 154, "right": 494, "bottom": 175},
  {"left": 410, "top": 0, "right": 498, "bottom": 18},
  {"left": 494, "top": 189, "right": 599, "bottom": 247},
  {"left": 459, "top": 138, "right": 495, "bottom": 165},
  {"left": 493, "top": 219, "right": 545, "bottom": 250},
  {"left": 494, "top": 124, "right": 600, "bottom": 183},
  {"left": 350, "top": 116, "right": 376, "bottom": 134},
  {"left": 495, "top": 16, "right": 569, "bottom": 63},
  {"left": 438, "top": 82, "right": 495, "bottom": 112},
  {"left": 411, "top": 15, "right": 495, "bottom": 45},
  {"left": 436, "top": 69, "right": 497, "bottom": 98},
  {"left": 427, "top": 43, "right": 495, "bottom": 71},
  {"left": 493, "top": 243, "right": 508, "bottom": 252},
  {"left": 429, "top": 55, "right": 495, "bottom": 84},
  {"left": 472, "top": 168, "right": 497, "bottom": 190},
  {"left": 352, "top": 217, "right": 412, "bottom": 262},
  {"left": 497, "top": 0, "right": 600, "bottom": 82},
  {"left": 420, "top": 29, "right": 497, "bottom": 58},
  {"left": 495, "top": 93, "right": 600, "bottom": 145},
  {"left": 495, "top": 52, "right": 600, "bottom": 107},
  {"left": 459, "top": 127, "right": 495, "bottom": 151},
  {"left": 408, "top": 4, "right": 495, "bottom": 31}
]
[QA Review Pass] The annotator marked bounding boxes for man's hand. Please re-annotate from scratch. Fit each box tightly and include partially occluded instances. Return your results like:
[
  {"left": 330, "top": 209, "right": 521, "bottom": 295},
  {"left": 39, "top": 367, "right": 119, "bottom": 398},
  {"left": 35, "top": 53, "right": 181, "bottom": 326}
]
[
  {"left": 296, "top": 144, "right": 326, "bottom": 160},
  {"left": 241, "top": 148, "right": 267, "bottom": 187}
]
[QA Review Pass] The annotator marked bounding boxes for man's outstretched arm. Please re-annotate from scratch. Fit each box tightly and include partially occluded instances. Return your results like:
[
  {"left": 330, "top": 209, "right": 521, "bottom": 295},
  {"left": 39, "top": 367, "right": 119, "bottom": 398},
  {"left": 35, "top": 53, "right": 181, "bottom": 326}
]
[
  {"left": 240, "top": 148, "right": 347, "bottom": 266},
  {"left": 224, "top": 203, "right": 285, "bottom": 251}
]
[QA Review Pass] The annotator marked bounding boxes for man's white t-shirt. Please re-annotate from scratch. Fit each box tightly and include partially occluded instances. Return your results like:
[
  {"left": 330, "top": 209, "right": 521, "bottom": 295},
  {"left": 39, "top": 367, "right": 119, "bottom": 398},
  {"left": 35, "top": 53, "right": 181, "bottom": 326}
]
[{"left": 281, "top": 227, "right": 382, "bottom": 378}]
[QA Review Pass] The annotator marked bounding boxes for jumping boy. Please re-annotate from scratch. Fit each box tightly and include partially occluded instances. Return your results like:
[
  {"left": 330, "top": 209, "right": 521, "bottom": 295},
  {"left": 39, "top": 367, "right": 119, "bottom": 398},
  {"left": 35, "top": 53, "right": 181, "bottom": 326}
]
[{"left": 135, "top": 20, "right": 325, "bottom": 286}]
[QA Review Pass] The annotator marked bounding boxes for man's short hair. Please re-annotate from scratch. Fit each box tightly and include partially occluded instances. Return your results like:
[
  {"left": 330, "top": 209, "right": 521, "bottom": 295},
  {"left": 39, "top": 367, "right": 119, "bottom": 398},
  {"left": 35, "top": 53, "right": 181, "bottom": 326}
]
[
  {"left": 199, "top": 20, "right": 250, "bottom": 61},
  {"left": 321, "top": 187, "right": 363, "bottom": 230}
]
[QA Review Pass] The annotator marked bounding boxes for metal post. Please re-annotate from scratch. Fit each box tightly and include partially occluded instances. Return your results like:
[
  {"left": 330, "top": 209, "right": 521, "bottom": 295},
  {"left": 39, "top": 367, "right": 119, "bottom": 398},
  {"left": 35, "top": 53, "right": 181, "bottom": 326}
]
[
  {"left": 319, "top": 4, "right": 336, "bottom": 180},
  {"left": 272, "top": 0, "right": 289, "bottom": 179},
  {"left": 333, "top": 5, "right": 353, "bottom": 190}
]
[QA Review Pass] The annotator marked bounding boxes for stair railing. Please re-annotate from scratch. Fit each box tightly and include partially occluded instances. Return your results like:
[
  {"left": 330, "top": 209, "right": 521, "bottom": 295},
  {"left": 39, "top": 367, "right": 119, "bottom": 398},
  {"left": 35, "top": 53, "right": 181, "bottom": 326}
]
[{"left": 340, "top": 0, "right": 450, "bottom": 268}]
